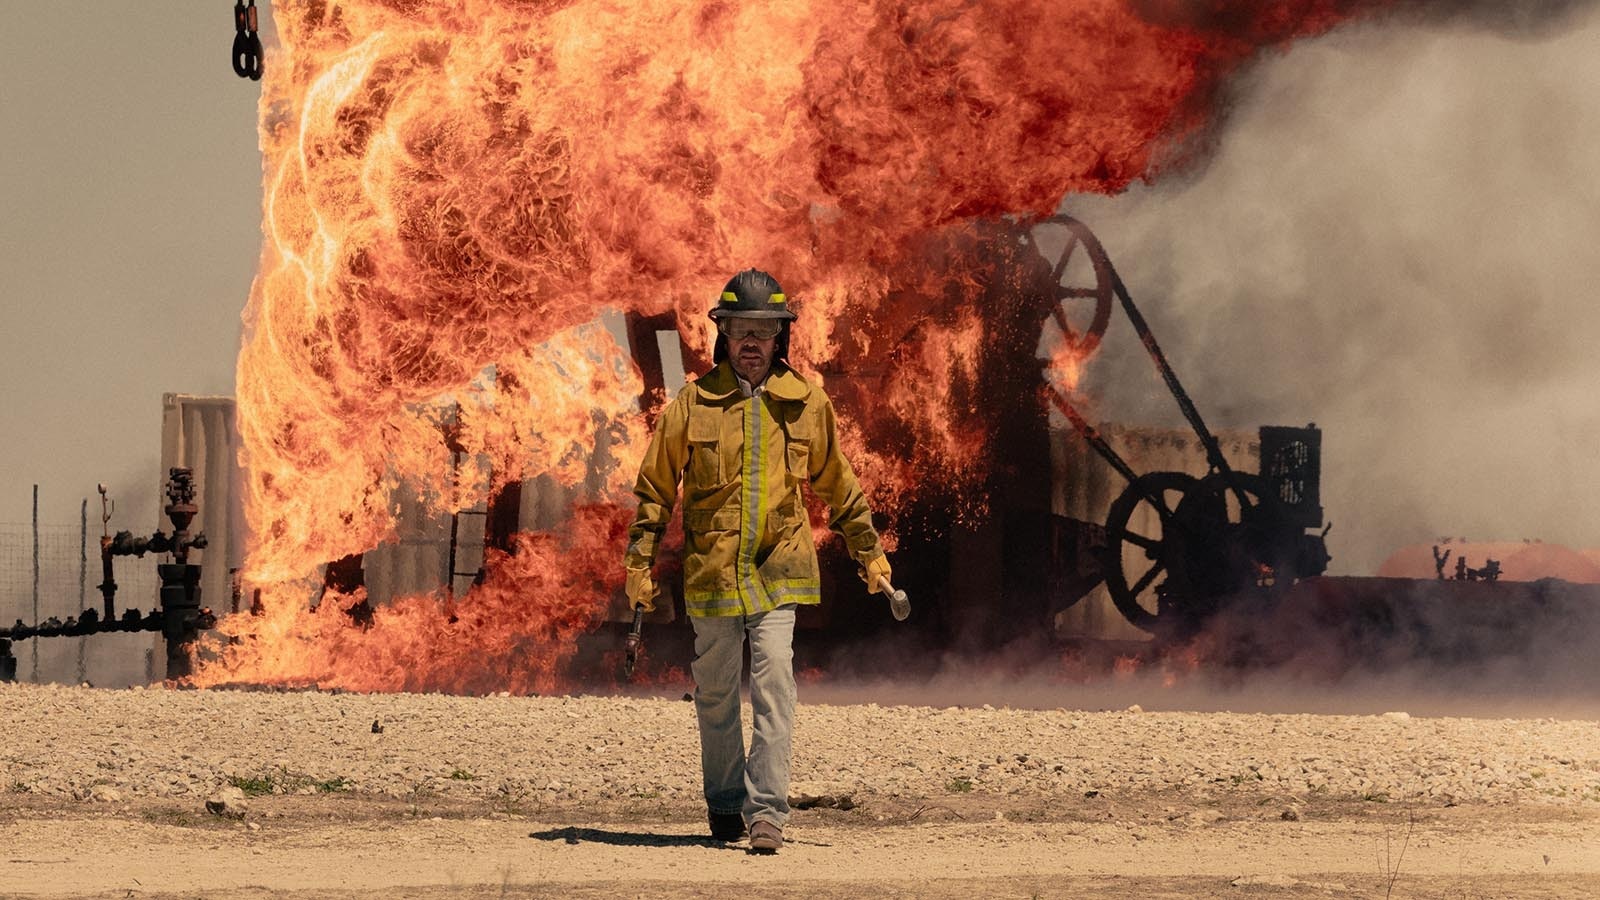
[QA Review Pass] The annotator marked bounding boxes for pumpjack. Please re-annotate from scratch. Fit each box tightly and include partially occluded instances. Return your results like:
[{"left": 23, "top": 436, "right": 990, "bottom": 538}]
[{"left": 1030, "top": 215, "right": 1330, "bottom": 637}]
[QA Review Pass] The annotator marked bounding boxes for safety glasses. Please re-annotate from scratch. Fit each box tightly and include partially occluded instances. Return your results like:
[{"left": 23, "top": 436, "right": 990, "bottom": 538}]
[{"left": 719, "top": 321, "right": 783, "bottom": 341}]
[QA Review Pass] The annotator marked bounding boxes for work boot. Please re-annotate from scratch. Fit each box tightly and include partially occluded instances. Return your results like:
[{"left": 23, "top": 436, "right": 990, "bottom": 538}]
[
  {"left": 708, "top": 810, "right": 745, "bottom": 842},
  {"left": 748, "top": 819, "right": 783, "bottom": 854}
]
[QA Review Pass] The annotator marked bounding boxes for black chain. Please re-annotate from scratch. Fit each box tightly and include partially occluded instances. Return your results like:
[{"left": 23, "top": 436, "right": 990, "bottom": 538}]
[{"left": 232, "top": 0, "right": 263, "bottom": 80}]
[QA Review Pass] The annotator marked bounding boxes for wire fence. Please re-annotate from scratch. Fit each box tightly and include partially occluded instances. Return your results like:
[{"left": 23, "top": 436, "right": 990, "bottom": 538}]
[{"left": 1, "top": 520, "right": 161, "bottom": 685}]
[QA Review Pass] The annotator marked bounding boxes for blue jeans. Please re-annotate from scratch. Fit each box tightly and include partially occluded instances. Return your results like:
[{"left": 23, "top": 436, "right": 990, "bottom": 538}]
[{"left": 690, "top": 605, "right": 796, "bottom": 827}]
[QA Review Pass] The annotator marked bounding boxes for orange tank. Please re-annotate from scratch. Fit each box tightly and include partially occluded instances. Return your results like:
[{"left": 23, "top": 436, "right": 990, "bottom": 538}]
[{"left": 1377, "top": 540, "right": 1600, "bottom": 584}]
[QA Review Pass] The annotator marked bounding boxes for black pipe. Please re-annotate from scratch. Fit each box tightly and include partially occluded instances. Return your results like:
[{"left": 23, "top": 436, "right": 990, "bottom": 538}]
[{"left": 98, "top": 537, "right": 118, "bottom": 620}]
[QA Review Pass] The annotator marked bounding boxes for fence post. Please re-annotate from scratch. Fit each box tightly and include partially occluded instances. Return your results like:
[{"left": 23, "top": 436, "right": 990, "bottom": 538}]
[
  {"left": 31, "top": 484, "right": 39, "bottom": 683},
  {"left": 78, "top": 498, "right": 88, "bottom": 684}
]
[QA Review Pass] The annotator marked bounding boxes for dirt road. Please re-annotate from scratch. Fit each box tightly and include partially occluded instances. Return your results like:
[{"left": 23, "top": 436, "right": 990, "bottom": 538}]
[{"left": 5, "top": 794, "right": 1598, "bottom": 898}]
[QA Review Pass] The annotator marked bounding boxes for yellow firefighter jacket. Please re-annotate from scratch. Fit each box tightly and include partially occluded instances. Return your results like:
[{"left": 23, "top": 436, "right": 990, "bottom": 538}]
[{"left": 625, "top": 361, "right": 883, "bottom": 617}]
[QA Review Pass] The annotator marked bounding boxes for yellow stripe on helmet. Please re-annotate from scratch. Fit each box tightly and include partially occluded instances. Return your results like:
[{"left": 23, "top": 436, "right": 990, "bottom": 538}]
[{"left": 722, "top": 291, "right": 787, "bottom": 305}]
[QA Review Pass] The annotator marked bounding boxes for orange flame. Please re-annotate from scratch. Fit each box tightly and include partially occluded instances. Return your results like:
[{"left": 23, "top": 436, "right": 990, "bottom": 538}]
[{"left": 202, "top": 0, "right": 1384, "bottom": 692}]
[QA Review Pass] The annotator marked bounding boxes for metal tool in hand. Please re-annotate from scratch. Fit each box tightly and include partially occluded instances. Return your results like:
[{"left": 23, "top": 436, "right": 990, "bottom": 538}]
[
  {"left": 876, "top": 575, "right": 910, "bottom": 621},
  {"left": 622, "top": 607, "right": 644, "bottom": 680}
]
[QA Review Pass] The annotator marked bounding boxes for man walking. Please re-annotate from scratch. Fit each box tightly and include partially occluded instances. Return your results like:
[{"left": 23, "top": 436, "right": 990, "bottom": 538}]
[{"left": 623, "top": 268, "right": 891, "bottom": 853}]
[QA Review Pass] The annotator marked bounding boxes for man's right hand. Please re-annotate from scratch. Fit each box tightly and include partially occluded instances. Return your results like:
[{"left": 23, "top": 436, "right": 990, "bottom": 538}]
[{"left": 625, "top": 567, "right": 658, "bottom": 613}]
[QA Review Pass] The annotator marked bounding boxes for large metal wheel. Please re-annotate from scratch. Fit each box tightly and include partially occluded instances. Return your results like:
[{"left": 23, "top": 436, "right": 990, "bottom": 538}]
[
  {"left": 1103, "top": 471, "right": 1199, "bottom": 634},
  {"left": 1023, "top": 215, "right": 1115, "bottom": 371},
  {"left": 1105, "top": 470, "right": 1304, "bottom": 637}
]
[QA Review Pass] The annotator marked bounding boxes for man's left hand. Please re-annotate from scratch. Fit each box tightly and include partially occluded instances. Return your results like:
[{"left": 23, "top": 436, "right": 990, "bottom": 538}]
[{"left": 860, "top": 554, "right": 892, "bottom": 594}]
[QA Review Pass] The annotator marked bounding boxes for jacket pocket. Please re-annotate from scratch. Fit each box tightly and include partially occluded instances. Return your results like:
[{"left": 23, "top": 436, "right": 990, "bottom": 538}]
[
  {"left": 785, "top": 442, "right": 810, "bottom": 483},
  {"left": 687, "top": 406, "right": 722, "bottom": 486},
  {"left": 683, "top": 509, "right": 744, "bottom": 600},
  {"left": 782, "top": 409, "right": 813, "bottom": 482},
  {"left": 769, "top": 494, "right": 807, "bottom": 537},
  {"left": 684, "top": 508, "right": 743, "bottom": 532}
]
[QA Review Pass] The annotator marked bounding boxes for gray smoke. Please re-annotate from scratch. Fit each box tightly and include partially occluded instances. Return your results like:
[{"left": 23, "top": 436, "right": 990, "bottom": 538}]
[
  {"left": 1063, "top": 5, "right": 1600, "bottom": 576},
  {"left": 1130, "top": 0, "right": 1600, "bottom": 36},
  {"left": 1398, "top": 0, "right": 1600, "bottom": 35}
]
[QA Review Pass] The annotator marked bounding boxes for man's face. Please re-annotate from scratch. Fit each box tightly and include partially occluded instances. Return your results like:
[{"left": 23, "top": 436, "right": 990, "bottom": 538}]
[{"left": 721, "top": 317, "right": 781, "bottom": 384}]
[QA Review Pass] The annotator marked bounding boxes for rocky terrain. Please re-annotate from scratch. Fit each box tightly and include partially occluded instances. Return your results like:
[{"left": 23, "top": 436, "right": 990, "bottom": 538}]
[{"left": 2, "top": 681, "right": 1598, "bottom": 898}]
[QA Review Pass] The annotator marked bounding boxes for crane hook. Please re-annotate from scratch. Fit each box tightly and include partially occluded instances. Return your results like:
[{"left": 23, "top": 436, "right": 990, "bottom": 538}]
[{"left": 233, "top": 0, "right": 263, "bottom": 81}]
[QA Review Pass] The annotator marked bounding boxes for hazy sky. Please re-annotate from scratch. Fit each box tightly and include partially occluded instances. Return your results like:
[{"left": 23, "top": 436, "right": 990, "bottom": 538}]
[
  {"left": 2, "top": 3, "right": 264, "bottom": 529},
  {"left": 3, "top": 2, "right": 1597, "bottom": 580}
]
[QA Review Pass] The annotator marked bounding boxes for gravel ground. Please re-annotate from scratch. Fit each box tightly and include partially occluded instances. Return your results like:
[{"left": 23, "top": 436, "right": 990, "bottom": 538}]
[
  {"left": 4, "top": 682, "right": 1600, "bottom": 898},
  {"left": 3, "top": 682, "right": 1597, "bottom": 809}
]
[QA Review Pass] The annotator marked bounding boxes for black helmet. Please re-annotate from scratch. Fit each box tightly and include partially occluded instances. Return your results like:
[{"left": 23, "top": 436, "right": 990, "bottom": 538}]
[{"left": 708, "top": 268, "right": 796, "bottom": 320}]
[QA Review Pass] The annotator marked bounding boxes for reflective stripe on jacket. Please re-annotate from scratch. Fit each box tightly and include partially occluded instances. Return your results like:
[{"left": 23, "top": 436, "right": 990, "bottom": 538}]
[{"left": 625, "top": 361, "right": 882, "bottom": 617}]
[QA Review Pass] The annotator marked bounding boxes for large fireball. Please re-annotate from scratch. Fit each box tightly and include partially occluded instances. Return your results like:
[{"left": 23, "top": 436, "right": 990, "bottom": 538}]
[{"left": 202, "top": 0, "right": 1382, "bottom": 691}]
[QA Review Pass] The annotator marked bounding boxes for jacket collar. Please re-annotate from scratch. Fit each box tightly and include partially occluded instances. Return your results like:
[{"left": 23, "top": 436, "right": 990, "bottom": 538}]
[{"left": 693, "top": 361, "right": 810, "bottom": 402}]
